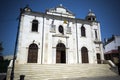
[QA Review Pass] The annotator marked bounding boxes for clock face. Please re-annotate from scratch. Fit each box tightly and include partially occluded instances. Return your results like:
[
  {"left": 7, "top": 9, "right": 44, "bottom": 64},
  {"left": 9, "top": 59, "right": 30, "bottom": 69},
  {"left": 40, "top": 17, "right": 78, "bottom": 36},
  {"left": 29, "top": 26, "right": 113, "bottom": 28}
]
[{"left": 59, "top": 25, "right": 63, "bottom": 34}]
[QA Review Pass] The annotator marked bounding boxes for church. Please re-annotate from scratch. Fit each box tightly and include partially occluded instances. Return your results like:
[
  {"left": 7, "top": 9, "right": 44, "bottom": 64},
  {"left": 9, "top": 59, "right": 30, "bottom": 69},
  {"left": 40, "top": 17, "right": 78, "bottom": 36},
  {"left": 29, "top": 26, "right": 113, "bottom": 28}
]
[
  {"left": 7, "top": 5, "right": 120, "bottom": 80},
  {"left": 16, "top": 4, "right": 104, "bottom": 64}
]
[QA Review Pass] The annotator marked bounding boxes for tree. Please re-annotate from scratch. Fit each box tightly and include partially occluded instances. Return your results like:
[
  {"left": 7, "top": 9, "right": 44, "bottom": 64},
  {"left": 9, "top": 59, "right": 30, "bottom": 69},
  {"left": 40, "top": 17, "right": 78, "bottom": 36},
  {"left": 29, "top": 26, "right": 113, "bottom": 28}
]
[{"left": 0, "top": 42, "right": 4, "bottom": 56}]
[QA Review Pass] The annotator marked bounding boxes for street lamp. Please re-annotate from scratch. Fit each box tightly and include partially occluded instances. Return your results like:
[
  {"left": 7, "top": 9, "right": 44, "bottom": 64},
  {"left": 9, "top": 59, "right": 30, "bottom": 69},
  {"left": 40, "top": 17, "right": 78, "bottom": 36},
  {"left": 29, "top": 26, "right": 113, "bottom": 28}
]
[{"left": 10, "top": 8, "right": 23, "bottom": 80}]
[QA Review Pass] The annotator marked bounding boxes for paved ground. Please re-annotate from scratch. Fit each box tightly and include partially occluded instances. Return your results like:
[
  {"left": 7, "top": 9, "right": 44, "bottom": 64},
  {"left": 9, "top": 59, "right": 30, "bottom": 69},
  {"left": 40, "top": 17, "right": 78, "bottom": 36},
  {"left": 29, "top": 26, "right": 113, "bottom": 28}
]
[{"left": 52, "top": 76, "right": 120, "bottom": 80}]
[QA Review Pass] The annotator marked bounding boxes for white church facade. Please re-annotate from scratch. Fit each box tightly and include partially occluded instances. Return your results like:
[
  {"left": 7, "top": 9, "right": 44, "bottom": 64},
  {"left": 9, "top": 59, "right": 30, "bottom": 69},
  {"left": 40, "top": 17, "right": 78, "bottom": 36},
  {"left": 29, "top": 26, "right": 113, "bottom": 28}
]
[{"left": 16, "top": 5, "right": 104, "bottom": 64}]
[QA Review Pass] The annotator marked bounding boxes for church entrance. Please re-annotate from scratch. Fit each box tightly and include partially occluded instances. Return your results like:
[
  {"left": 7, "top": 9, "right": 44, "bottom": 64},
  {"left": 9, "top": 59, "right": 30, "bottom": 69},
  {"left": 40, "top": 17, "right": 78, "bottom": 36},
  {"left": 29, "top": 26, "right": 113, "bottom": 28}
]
[
  {"left": 81, "top": 47, "right": 89, "bottom": 63},
  {"left": 97, "top": 53, "right": 101, "bottom": 64},
  {"left": 27, "top": 43, "right": 38, "bottom": 63},
  {"left": 56, "top": 43, "right": 66, "bottom": 63}
]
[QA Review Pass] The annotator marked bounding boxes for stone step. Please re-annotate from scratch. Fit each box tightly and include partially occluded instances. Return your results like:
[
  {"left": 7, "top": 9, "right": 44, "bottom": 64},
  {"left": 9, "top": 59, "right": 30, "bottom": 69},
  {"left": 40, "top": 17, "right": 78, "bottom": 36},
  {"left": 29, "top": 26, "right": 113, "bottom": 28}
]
[
  {"left": 15, "top": 64, "right": 110, "bottom": 70},
  {"left": 13, "top": 64, "right": 118, "bottom": 80}
]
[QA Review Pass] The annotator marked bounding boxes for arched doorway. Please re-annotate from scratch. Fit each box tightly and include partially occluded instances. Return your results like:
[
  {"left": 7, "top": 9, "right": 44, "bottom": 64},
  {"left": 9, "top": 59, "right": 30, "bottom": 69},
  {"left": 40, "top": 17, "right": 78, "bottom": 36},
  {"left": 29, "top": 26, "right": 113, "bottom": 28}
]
[
  {"left": 81, "top": 47, "right": 89, "bottom": 63},
  {"left": 56, "top": 43, "right": 66, "bottom": 63},
  {"left": 27, "top": 43, "right": 38, "bottom": 63},
  {"left": 97, "top": 53, "right": 101, "bottom": 64}
]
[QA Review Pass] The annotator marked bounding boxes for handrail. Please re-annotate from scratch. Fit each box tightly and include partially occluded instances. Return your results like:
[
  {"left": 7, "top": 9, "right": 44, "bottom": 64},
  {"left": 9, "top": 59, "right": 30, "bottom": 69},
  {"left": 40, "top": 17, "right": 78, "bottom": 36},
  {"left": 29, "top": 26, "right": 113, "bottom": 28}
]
[
  {"left": 105, "top": 60, "right": 116, "bottom": 67},
  {"left": 8, "top": 60, "right": 13, "bottom": 67}
]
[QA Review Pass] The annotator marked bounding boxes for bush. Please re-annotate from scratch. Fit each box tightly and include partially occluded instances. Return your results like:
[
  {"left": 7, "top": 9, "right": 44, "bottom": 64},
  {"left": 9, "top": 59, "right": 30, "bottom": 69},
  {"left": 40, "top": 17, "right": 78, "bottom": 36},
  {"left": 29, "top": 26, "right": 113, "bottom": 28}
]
[{"left": 0, "top": 60, "right": 10, "bottom": 73}]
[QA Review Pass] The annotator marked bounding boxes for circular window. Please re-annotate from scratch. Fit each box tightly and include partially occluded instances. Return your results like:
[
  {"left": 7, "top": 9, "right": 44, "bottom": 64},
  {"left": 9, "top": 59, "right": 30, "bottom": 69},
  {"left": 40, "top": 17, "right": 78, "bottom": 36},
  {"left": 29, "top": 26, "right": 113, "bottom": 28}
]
[{"left": 59, "top": 25, "right": 64, "bottom": 34}]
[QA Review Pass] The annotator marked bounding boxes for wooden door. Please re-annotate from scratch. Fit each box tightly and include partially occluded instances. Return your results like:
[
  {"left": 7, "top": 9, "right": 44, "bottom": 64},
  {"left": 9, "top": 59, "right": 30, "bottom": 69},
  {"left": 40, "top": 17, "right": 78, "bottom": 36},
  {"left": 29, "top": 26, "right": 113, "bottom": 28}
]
[
  {"left": 61, "top": 51, "right": 66, "bottom": 63},
  {"left": 56, "top": 51, "right": 61, "bottom": 63},
  {"left": 28, "top": 43, "right": 38, "bottom": 63},
  {"left": 97, "top": 53, "right": 101, "bottom": 64},
  {"left": 82, "top": 52, "right": 89, "bottom": 63},
  {"left": 56, "top": 51, "right": 66, "bottom": 63},
  {"left": 56, "top": 43, "right": 66, "bottom": 63},
  {"left": 81, "top": 47, "right": 89, "bottom": 63}
]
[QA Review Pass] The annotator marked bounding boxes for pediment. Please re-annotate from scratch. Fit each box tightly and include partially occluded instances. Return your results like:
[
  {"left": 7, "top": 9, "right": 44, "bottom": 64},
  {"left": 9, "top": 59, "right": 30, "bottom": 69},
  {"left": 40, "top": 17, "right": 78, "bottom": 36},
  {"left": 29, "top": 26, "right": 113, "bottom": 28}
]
[{"left": 46, "top": 4, "right": 75, "bottom": 18}]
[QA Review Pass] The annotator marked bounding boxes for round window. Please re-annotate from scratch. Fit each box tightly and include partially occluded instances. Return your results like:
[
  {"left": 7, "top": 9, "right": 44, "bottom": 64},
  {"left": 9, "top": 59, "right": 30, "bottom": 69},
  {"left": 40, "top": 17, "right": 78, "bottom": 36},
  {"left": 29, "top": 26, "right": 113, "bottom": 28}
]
[{"left": 59, "top": 25, "right": 64, "bottom": 34}]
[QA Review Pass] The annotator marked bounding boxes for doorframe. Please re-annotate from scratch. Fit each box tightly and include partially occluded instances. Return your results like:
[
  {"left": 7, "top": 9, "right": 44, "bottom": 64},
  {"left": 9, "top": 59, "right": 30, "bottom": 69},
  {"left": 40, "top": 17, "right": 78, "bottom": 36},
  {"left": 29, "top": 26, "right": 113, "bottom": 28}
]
[
  {"left": 56, "top": 43, "right": 66, "bottom": 63},
  {"left": 27, "top": 43, "right": 38, "bottom": 63}
]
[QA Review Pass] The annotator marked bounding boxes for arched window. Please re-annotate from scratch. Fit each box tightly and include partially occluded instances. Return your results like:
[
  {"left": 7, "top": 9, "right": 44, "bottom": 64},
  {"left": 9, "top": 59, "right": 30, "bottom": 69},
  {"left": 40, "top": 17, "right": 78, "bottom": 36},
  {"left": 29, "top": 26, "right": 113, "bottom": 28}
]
[
  {"left": 81, "top": 47, "right": 89, "bottom": 63},
  {"left": 27, "top": 43, "right": 38, "bottom": 63},
  {"left": 95, "top": 30, "right": 98, "bottom": 39},
  {"left": 81, "top": 25, "right": 86, "bottom": 37},
  {"left": 32, "top": 20, "right": 38, "bottom": 32}
]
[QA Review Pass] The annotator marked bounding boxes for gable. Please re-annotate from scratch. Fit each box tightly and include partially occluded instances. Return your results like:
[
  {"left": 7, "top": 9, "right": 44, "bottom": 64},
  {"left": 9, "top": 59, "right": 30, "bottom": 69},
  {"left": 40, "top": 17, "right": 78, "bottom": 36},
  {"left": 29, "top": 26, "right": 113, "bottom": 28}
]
[{"left": 46, "top": 4, "right": 75, "bottom": 18}]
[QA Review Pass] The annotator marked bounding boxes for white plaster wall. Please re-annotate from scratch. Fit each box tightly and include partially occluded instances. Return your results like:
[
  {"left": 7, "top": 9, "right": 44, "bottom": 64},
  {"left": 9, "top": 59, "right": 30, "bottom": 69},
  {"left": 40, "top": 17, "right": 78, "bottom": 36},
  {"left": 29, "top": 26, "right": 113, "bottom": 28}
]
[
  {"left": 42, "top": 18, "right": 78, "bottom": 64},
  {"left": 16, "top": 15, "right": 43, "bottom": 64},
  {"left": 46, "top": 6, "right": 75, "bottom": 18},
  {"left": 77, "top": 23, "right": 94, "bottom": 63},
  {"left": 105, "top": 36, "right": 120, "bottom": 53},
  {"left": 16, "top": 12, "right": 103, "bottom": 64},
  {"left": 115, "top": 36, "right": 120, "bottom": 49},
  {"left": 105, "top": 41, "right": 116, "bottom": 53}
]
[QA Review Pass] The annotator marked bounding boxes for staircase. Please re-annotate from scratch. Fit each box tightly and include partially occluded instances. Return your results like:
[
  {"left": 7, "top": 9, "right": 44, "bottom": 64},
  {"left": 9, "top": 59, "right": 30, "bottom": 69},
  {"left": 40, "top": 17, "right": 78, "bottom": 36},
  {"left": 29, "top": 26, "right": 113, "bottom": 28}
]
[{"left": 7, "top": 64, "right": 118, "bottom": 80}]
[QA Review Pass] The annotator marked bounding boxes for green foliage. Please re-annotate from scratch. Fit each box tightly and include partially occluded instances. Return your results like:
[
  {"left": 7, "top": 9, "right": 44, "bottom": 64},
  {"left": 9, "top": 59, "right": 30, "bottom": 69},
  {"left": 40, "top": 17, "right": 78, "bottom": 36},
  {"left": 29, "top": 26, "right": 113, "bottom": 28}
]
[
  {"left": 0, "top": 42, "right": 3, "bottom": 51},
  {"left": 0, "top": 60, "right": 10, "bottom": 73},
  {"left": 0, "top": 42, "right": 4, "bottom": 56}
]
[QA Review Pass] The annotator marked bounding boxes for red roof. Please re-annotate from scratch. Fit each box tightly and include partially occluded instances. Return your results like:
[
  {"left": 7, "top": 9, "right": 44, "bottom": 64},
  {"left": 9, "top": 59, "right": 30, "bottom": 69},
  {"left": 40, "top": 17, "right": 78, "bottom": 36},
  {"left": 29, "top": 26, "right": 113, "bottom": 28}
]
[{"left": 105, "top": 49, "right": 119, "bottom": 54}]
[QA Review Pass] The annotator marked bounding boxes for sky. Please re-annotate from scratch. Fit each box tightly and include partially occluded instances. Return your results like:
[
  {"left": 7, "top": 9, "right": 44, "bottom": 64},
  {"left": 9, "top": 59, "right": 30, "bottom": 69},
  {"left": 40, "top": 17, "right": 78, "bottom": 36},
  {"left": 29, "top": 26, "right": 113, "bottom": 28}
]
[{"left": 0, "top": 0, "right": 120, "bottom": 55}]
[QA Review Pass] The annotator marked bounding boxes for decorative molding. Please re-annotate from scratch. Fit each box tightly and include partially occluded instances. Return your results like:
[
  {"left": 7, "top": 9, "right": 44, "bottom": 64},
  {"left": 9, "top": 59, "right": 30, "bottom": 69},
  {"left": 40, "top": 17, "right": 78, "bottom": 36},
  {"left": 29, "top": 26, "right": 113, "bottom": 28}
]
[
  {"left": 52, "top": 34, "right": 69, "bottom": 38},
  {"left": 94, "top": 40, "right": 102, "bottom": 44}
]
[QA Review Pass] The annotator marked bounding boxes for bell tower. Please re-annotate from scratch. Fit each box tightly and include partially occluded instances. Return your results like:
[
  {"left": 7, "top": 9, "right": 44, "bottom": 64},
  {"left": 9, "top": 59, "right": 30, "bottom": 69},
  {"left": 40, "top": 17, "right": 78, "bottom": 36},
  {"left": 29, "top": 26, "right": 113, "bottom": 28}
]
[{"left": 85, "top": 9, "right": 96, "bottom": 21}]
